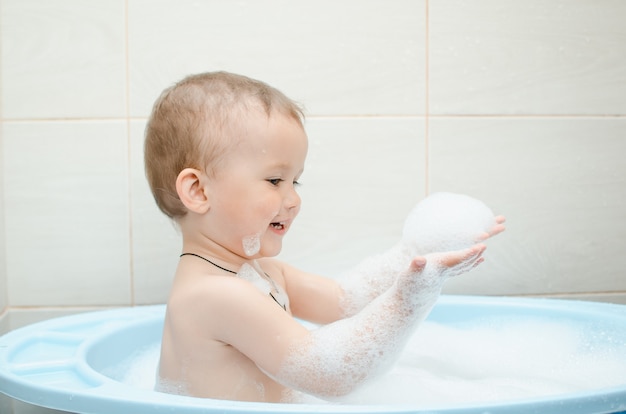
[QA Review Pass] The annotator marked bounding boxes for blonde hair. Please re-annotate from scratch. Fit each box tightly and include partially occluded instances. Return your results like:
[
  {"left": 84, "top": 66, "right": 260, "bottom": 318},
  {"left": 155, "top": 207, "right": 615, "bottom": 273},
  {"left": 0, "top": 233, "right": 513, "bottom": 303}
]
[{"left": 144, "top": 71, "right": 304, "bottom": 218}]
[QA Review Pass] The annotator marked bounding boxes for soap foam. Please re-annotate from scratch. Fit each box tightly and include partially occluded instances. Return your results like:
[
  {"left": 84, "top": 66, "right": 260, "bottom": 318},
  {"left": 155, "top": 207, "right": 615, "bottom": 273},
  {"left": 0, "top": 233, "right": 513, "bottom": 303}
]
[
  {"left": 115, "top": 193, "right": 625, "bottom": 405},
  {"left": 102, "top": 342, "right": 160, "bottom": 389},
  {"left": 242, "top": 233, "right": 261, "bottom": 256},
  {"left": 242, "top": 211, "right": 280, "bottom": 256},
  {"left": 402, "top": 192, "right": 496, "bottom": 254},
  {"left": 333, "top": 318, "right": 626, "bottom": 406},
  {"left": 238, "top": 262, "right": 272, "bottom": 294},
  {"left": 117, "top": 318, "right": 626, "bottom": 406},
  {"left": 339, "top": 192, "right": 495, "bottom": 317}
]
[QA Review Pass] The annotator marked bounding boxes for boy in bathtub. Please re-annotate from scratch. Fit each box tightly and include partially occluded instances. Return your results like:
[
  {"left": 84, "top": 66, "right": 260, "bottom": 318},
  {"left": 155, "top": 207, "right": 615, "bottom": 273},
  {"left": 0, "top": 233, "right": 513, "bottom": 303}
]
[{"left": 144, "top": 71, "right": 505, "bottom": 402}]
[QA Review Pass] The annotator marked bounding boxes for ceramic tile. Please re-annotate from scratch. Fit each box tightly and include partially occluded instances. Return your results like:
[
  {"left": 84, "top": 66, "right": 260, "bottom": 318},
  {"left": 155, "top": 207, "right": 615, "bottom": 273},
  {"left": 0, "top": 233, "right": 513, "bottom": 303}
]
[
  {"left": 3, "top": 121, "right": 132, "bottom": 306},
  {"left": 0, "top": 132, "right": 6, "bottom": 313},
  {"left": 0, "top": 393, "right": 11, "bottom": 414},
  {"left": 427, "top": 118, "right": 626, "bottom": 297},
  {"left": 7, "top": 306, "right": 104, "bottom": 331},
  {"left": 0, "top": 395, "right": 71, "bottom": 414},
  {"left": 0, "top": 309, "right": 9, "bottom": 335},
  {"left": 128, "top": 0, "right": 426, "bottom": 118},
  {"left": 278, "top": 117, "right": 427, "bottom": 276},
  {"left": 129, "top": 120, "right": 181, "bottom": 305},
  {"left": 10, "top": 399, "right": 68, "bottom": 414},
  {"left": 1, "top": 0, "right": 126, "bottom": 119},
  {"left": 0, "top": 247, "right": 6, "bottom": 314},
  {"left": 537, "top": 293, "right": 626, "bottom": 305},
  {"left": 429, "top": 0, "right": 626, "bottom": 115}
]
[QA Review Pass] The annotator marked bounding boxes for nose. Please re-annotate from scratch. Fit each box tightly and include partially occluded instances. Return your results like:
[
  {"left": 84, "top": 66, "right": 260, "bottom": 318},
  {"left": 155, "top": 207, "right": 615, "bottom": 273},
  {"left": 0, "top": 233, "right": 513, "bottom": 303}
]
[{"left": 284, "top": 185, "right": 301, "bottom": 212}]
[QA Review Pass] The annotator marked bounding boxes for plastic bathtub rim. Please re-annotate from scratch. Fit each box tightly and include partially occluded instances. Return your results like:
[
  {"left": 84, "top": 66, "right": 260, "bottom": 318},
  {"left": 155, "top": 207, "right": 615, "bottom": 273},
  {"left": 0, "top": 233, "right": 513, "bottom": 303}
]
[{"left": 0, "top": 295, "right": 625, "bottom": 414}]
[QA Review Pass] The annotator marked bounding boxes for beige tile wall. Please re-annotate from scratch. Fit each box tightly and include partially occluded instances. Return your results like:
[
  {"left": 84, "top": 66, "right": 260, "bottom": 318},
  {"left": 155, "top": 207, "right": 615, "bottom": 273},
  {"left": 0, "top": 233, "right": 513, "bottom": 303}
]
[
  {"left": 1, "top": 0, "right": 625, "bottom": 341},
  {"left": 0, "top": 0, "right": 6, "bottom": 331}
]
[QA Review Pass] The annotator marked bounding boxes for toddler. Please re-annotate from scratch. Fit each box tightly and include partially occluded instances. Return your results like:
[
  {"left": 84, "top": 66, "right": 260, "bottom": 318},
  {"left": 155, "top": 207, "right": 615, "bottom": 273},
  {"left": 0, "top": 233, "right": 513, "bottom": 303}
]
[{"left": 144, "top": 71, "right": 505, "bottom": 402}]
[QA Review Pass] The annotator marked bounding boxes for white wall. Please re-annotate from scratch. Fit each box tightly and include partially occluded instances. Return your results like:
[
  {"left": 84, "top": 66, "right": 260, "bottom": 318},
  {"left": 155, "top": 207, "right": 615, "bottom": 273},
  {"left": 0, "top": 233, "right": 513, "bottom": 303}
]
[
  {"left": 0, "top": 120, "right": 6, "bottom": 332},
  {"left": 0, "top": 2, "right": 7, "bottom": 333},
  {"left": 1, "top": 0, "right": 625, "bottom": 331}
]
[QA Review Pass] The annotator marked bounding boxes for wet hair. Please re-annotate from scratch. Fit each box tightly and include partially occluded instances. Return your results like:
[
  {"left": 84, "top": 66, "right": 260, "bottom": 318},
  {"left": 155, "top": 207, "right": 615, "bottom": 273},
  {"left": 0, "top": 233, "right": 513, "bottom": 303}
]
[{"left": 144, "top": 71, "right": 304, "bottom": 218}]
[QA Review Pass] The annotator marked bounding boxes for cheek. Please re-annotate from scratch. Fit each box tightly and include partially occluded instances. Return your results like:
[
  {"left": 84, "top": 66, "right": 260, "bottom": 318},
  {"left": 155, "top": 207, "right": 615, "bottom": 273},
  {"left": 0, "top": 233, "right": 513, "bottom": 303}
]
[
  {"left": 258, "top": 193, "right": 284, "bottom": 218},
  {"left": 214, "top": 184, "right": 282, "bottom": 227},
  {"left": 229, "top": 191, "right": 282, "bottom": 227}
]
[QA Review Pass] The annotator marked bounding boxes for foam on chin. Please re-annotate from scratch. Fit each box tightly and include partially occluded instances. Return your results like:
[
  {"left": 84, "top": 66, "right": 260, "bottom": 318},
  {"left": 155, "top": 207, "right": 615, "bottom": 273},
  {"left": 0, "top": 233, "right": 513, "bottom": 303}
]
[{"left": 242, "top": 233, "right": 261, "bottom": 256}]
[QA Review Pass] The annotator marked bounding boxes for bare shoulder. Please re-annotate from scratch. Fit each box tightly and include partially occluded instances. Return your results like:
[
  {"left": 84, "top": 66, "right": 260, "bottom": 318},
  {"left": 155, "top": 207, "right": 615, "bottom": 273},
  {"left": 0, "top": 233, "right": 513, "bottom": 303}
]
[
  {"left": 170, "top": 271, "right": 258, "bottom": 302},
  {"left": 164, "top": 268, "right": 308, "bottom": 361},
  {"left": 166, "top": 273, "right": 266, "bottom": 328}
]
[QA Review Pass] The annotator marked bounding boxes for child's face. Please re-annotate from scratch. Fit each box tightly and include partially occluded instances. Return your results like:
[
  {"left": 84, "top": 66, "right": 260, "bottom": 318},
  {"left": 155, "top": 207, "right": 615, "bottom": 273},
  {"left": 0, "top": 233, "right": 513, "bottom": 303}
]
[{"left": 205, "top": 111, "right": 308, "bottom": 259}]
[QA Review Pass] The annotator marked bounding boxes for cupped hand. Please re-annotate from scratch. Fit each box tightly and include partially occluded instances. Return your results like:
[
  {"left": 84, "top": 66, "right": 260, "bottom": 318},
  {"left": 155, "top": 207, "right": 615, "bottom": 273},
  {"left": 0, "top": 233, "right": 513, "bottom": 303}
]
[
  {"left": 400, "top": 244, "right": 486, "bottom": 298},
  {"left": 477, "top": 215, "right": 506, "bottom": 242},
  {"left": 423, "top": 243, "right": 487, "bottom": 279}
]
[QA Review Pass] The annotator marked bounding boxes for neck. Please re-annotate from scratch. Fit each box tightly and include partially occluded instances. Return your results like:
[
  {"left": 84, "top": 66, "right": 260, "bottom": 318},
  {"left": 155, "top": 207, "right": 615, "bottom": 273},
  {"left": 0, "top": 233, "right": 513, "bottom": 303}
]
[{"left": 179, "top": 252, "right": 238, "bottom": 274}]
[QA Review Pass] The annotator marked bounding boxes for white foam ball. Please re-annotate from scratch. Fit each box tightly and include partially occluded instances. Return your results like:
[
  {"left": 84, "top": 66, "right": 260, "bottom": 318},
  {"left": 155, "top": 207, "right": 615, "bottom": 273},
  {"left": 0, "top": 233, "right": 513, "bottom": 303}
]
[{"left": 402, "top": 192, "right": 495, "bottom": 254}]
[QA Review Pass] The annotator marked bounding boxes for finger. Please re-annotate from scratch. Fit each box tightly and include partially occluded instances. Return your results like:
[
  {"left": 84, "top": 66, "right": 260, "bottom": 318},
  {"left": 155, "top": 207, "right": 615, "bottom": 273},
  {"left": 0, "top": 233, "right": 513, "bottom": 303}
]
[
  {"left": 471, "top": 243, "right": 487, "bottom": 255},
  {"left": 441, "top": 246, "right": 485, "bottom": 277},
  {"left": 438, "top": 244, "right": 485, "bottom": 268},
  {"left": 476, "top": 231, "right": 490, "bottom": 242},
  {"left": 495, "top": 215, "right": 506, "bottom": 224},
  {"left": 466, "top": 245, "right": 486, "bottom": 266},
  {"left": 408, "top": 256, "right": 427, "bottom": 273},
  {"left": 489, "top": 223, "right": 506, "bottom": 237},
  {"left": 476, "top": 223, "right": 506, "bottom": 241},
  {"left": 457, "top": 246, "right": 486, "bottom": 273}
]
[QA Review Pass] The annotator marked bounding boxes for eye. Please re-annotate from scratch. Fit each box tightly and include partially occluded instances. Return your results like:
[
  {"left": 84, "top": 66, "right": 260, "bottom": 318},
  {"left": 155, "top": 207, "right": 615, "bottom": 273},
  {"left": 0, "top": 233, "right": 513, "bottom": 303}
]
[{"left": 267, "top": 178, "right": 282, "bottom": 186}]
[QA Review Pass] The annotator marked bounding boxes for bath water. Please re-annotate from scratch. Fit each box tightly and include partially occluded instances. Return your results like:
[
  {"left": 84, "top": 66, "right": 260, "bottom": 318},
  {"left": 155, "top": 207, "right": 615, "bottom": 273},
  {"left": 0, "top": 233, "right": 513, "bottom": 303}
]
[
  {"left": 114, "top": 193, "right": 624, "bottom": 405},
  {"left": 111, "top": 193, "right": 626, "bottom": 407},
  {"left": 116, "top": 316, "right": 626, "bottom": 406}
]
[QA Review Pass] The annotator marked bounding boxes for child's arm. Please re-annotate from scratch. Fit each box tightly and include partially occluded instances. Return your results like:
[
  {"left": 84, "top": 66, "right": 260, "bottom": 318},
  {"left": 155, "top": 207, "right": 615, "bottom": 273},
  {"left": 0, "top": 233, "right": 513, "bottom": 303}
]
[
  {"left": 281, "top": 216, "right": 505, "bottom": 323},
  {"left": 275, "top": 245, "right": 485, "bottom": 398},
  {"left": 215, "top": 245, "right": 485, "bottom": 399},
  {"left": 337, "top": 216, "right": 505, "bottom": 317}
]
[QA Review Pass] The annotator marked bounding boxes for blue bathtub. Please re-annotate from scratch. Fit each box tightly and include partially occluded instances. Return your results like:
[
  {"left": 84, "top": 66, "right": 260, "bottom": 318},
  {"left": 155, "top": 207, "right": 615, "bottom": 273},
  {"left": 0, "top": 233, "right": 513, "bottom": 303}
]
[{"left": 1, "top": 295, "right": 625, "bottom": 414}]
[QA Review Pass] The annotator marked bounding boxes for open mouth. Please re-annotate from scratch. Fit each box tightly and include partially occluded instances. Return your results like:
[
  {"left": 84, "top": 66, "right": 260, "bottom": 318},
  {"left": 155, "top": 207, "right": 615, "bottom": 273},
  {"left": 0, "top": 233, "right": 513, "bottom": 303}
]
[{"left": 270, "top": 222, "right": 285, "bottom": 230}]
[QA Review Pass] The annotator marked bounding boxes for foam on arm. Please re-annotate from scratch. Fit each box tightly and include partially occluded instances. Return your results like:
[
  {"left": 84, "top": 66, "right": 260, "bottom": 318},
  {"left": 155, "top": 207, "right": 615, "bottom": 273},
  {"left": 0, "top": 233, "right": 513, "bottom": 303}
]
[
  {"left": 277, "top": 258, "right": 445, "bottom": 398},
  {"left": 275, "top": 193, "right": 496, "bottom": 399},
  {"left": 338, "top": 192, "right": 496, "bottom": 317},
  {"left": 337, "top": 243, "right": 411, "bottom": 317}
]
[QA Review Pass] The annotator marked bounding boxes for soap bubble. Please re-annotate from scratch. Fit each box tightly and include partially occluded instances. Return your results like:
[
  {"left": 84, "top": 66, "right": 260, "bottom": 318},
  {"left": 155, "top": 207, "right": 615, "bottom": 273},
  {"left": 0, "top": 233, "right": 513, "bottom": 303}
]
[
  {"left": 242, "top": 233, "right": 261, "bottom": 256},
  {"left": 402, "top": 192, "right": 496, "bottom": 254},
  {"left": 119, "top": 319, "right": 626, "bottom": 407},
  {"left": 340, "top": 192, "right": 497, "bottom": 315},
  {"left": 238, "top": 263, "right": 271, "bottom": 294}
]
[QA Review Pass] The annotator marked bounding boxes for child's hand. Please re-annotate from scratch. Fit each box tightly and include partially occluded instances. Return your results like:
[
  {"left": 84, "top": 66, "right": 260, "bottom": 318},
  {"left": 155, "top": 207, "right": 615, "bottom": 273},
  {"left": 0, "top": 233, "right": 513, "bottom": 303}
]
[
  {"left": 477, "top": 215, "right": 506, "bottom": 242},
  {"left": 415, "top": 243, "right": 487, "bottom": 280}
]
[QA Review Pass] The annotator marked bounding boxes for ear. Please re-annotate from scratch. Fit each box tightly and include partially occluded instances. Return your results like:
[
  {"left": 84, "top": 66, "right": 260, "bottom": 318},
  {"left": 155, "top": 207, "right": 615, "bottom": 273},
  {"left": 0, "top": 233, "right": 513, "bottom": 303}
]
[{"left": 175, "top": 168, "right": 211, "bottom": 214}]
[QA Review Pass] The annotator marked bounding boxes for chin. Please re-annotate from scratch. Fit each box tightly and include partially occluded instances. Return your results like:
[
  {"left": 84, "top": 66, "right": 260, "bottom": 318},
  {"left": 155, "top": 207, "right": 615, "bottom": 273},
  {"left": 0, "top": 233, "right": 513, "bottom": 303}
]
[
  {"left": 260, "top": 242, "right": 283, "bottom": 258},
  {"left": 261, "top": 248, "right": 282, "bottom": 258}
]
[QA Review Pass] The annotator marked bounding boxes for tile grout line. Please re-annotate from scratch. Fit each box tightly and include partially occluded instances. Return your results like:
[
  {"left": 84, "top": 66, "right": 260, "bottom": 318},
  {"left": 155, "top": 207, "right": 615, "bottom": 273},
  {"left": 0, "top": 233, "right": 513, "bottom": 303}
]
[
  {"left": 0, "top": 0, "right": 7, "bottom": 316},
  {"left": 1, "top": 114, "right": 625, "bottom": 123},
  {"left": 124, "top": 0, "right": 135, "bottom": 307},
  {"left": 424, "top": 0, "right": 430, "bottom": 197}
]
